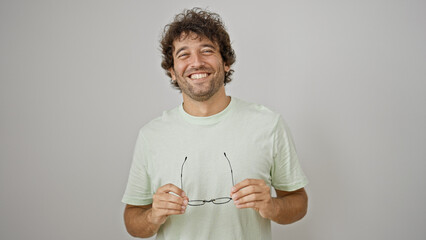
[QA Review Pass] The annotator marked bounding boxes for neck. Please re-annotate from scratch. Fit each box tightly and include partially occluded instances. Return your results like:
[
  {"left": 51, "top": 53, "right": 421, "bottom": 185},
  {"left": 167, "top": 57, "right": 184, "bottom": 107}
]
[{"left": 182, "top": 87, "right": 231, "bottom": 117}]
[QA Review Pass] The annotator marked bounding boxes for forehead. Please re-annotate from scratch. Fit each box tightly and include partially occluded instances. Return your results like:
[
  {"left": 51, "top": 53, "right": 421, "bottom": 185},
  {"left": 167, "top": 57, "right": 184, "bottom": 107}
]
[{"left": 172, "top": 32, "right": 217, "bottom": 51}]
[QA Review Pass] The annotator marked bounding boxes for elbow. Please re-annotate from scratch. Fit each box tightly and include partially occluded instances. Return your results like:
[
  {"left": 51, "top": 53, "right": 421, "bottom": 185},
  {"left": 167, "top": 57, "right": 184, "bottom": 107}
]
[
  {"left": 297, "top": 202, "right": 308, "bottom": 222},
  {"left": 124, "top": 223, "right": 139, "bottom": 238},
  {"left": 293, "top": 189, "right": 309, "bottom": 223},
  {"left": 126, "top": 230, "right": 151, "bottom": 239},
  {"left": 125, "top": 228, "right": 139, "bottom": 238},
  {"left": 123, "top": 216, "right": 140, "bottom": 238},
  {"left": 124, "top": 220, "right": 156, "bottom": 239},
  {"left": 280, "top": 207, "right": 307, "bottom": 225},
  {"left": 123, "top": 206, "right": 156, "bottom": 238},
  {"left": 276, "top": 188, "right": 309, "bottom": 225},
  {"left": 299, "top": 190, "right": 308, "bottom": 218}
]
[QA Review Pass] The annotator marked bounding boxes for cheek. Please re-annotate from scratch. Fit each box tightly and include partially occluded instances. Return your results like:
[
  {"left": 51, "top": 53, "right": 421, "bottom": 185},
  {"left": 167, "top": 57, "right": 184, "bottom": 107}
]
[{"left": 174, "top": 63, "right": 188, "bottom": 76}]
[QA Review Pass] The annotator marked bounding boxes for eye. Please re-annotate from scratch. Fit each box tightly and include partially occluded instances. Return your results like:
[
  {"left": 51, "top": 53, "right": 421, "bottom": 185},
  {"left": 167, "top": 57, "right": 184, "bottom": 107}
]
[
  {"left": 200, "top": 47, "right": 214, "bottom": 55},
  {"left": 201, "top": 48, "right": 214, "bottom": 54},
  {"left": 177, "top": 53, "right": 189, "bottom": 59}
]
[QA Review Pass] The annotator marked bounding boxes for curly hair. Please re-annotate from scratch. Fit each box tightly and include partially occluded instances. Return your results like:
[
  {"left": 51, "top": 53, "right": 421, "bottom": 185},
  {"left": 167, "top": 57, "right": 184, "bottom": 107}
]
[{"left": 160, "top": 8, "right": 236, "bottom": 90}]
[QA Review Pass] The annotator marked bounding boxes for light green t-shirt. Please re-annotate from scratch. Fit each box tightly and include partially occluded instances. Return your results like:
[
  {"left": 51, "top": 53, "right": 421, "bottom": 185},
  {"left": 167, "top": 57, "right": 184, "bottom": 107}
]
[{"left": 122, "top": 97, "right": 308, "bottom": 240}]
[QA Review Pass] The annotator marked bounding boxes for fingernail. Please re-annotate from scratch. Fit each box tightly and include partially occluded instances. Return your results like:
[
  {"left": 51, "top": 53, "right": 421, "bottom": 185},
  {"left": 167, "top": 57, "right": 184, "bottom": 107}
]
[
  {"left": 183, "top": 200, "right": 188, "bottom": 205},
  {"left": 182, "top": 192, "right": 186, "bottom": 197},
  {"left": 231, "top": 194, "right": 236, "bottom": 200},
  {"left": 231, "top": 187, "right": 236, "bottom": 192},
  {"left": 234, "top": 200, "right": 239, "bottom": 204},
  {"left": 182, "top": 205, "right": 186, "bottom": 209}
]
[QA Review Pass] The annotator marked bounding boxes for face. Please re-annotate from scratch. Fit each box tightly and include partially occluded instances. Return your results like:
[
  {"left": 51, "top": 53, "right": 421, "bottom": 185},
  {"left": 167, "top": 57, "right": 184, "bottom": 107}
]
[{"left": 170, "top": 32, "right": 230, "bottom": 102}]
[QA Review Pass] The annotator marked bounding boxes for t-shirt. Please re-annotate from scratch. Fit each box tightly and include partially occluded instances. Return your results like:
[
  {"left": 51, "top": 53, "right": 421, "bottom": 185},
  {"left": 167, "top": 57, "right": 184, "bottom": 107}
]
[{"left": 122, "top": 97, "right": 308, "bottom": 240}]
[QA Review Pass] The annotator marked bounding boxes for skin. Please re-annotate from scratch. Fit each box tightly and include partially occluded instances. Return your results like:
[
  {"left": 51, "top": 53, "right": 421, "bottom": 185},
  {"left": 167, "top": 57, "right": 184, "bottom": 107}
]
[
  {"left": 231, "top": 179, "right": 308, "bottom": 224},
  {"left": 123, "top": 32, "right": 308, "bottom": 238},
  {"left": 124, "top": 184, "right": 189, "bottom": 238},
  {"left": 170, "top": 32, "right": 231, "bottom": 117}
]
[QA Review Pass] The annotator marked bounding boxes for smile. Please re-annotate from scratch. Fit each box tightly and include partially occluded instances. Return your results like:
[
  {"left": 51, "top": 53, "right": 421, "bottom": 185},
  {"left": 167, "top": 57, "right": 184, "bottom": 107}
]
[{"left": 189, "top": 73, "right": 209, "bottom": 80}]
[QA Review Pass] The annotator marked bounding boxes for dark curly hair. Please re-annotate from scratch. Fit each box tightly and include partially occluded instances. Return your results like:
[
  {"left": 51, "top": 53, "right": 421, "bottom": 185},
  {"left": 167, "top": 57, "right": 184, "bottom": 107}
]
[{"left": 160, "top": 8, "right": 236, "bottom": 90}]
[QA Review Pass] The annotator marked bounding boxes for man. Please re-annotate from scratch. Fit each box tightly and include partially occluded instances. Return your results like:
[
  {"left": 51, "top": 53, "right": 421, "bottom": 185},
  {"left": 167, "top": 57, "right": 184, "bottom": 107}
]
[{"left": 122, "top": 8, "right": 308, "bottom": 239}]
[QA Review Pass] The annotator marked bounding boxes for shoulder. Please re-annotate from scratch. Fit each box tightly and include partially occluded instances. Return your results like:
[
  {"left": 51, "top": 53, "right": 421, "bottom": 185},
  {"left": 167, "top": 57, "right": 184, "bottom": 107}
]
[
  {"left": 137, "top": 106, "right": 181, "bottom": 138},
  {"left": 232, "top": 97, "right": 281, "bottom": 124}
]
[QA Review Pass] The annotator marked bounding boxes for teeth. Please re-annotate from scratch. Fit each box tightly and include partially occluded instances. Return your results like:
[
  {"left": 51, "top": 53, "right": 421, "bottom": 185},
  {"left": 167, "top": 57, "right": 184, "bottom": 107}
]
[{"left": 190, "top": 73, "right": 208, "bottom": 79}]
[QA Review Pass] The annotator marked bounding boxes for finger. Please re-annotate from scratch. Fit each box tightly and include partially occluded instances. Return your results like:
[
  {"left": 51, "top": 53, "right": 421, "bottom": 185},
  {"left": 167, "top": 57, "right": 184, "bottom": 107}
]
[
  {"left": 157, "top": 183, "right": 187, "bottom": 198},
  {"left": 231, "top": 184, "right": 263, "bottom": 201},
  {"left": 155, "top": 192, "right": 188, "bottom": 206},
  {"left": 154, "top": 200, "right": 187, "bottom": 211},
  {"left": 153, "top": 208, "right": 186, "bottom": 217},
  {"left": 235, "top": 200, "right": 261, "bottom": 209},
  {"left": 152, "top": 197, "right": 188, "bottom": 218},
  {"left": 231, "top": 179, "right": 264, "bottom": 194},
  {"left": 234, "top": 193, "right": 268, "bottom": 205}
]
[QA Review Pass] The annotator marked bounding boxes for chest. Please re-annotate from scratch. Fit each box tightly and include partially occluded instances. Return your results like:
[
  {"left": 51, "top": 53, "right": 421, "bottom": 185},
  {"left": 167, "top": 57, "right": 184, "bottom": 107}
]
[{"left": 145, "top": 125, "right": 275, "bottom": 197}]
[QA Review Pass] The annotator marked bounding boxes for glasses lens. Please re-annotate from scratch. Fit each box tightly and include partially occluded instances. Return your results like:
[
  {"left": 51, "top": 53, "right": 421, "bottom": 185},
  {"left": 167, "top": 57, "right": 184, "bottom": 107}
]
[
  {"left": 212, "top": 197, "right": 232, "bottom": 204},
  {"left": 188, "top": 200, "right": 205, "bottom": 206}
]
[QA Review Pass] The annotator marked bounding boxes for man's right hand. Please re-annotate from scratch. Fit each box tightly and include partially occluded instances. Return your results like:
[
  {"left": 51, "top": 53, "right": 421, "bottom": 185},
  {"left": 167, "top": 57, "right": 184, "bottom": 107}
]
[{"left": 149, "top": 183, "right": 189, "bottom": 225}]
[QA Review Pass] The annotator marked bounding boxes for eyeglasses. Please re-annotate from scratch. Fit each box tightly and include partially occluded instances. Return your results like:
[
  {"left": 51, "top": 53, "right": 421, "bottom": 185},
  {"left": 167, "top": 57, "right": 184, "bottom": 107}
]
[{"left": 180, "top": 152, "right": 235, "bottom": 206}]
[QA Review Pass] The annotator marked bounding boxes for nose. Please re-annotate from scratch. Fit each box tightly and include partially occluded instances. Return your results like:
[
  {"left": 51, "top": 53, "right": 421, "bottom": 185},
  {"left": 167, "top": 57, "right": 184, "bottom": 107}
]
[{"left": 190, "top": 53, "right": 204, "bottom": 68}]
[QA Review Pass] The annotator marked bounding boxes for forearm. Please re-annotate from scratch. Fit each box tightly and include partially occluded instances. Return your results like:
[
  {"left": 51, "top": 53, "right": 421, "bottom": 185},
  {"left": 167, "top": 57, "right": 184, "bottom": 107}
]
[
  {"left": 124, "top": 205, "right": 162, "bottom": 238},
  {"left": 268, "top": 190, "right": 308, "bottom": 224}
]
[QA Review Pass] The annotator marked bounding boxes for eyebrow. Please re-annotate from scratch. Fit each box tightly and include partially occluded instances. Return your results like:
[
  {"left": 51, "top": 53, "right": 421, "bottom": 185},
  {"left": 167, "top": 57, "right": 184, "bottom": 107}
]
[
  {"left": 175, "top": 46, "right": 188, "bottom": 57},
  {"left": 174, "top": 44, "right": 217, "bottom": 57}
]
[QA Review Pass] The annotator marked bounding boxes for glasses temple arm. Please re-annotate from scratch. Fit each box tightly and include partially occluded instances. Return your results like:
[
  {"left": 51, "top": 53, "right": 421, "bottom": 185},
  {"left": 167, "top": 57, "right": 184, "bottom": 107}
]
[
  {"left": 180, "top": 156, "right": 188, "bottom": 189},
  {"left": 223, "top": 152, "right": 235, "bottom": 186}
]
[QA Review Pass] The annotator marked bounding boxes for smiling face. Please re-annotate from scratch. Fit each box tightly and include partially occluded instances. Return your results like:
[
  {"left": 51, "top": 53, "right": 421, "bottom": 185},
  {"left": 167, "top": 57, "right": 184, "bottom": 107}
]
[{"left": 169, "top": 32, "right": 230, "bottom": 102}]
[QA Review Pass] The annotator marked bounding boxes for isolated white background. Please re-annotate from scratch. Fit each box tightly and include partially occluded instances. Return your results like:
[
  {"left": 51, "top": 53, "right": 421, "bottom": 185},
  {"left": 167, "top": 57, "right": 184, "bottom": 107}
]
[{"left": 1, "top": 0, "right": 425, "bottom": 239}]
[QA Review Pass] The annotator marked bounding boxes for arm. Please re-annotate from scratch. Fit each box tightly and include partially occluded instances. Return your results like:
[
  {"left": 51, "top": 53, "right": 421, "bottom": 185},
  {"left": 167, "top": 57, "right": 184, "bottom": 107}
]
[
  {"left": 123, "top": 184, "right": 189, "bottom": 238},
  {"left": 231, "top": 179, "right": 308, "bottom": 224},
  {"left": 124, "top": 204, "right": 158, "bottom": 238},
  {"left": 270, "top": 188, "right": 308, "bottom": 224}
]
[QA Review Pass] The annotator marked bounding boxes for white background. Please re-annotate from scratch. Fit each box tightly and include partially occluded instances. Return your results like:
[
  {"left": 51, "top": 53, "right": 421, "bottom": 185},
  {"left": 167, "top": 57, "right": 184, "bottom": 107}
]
[{"left": 1, "top": 0, "right": 425, "bottom": 239}]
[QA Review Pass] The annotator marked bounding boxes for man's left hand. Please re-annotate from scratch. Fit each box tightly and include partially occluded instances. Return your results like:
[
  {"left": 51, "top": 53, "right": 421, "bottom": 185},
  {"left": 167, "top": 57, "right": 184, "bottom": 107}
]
[{"left": 230, "top": 179, "right": 276, "bottom": 219}]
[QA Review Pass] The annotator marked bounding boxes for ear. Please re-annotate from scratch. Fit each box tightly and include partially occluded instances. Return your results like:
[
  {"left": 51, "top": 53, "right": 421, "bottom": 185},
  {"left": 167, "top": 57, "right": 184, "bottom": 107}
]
[
  {"left": 169, "top": 68, "right": 176, "bottom": 80},
  {"left": 224, "top": 65, "right": 230, "bottom": 73}
]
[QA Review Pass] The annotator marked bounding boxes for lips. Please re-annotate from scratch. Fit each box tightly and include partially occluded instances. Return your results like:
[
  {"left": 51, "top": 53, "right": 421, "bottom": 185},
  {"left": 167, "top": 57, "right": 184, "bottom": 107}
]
[{"left": 189, "top": 73, "right": 209, "bottom": 79}]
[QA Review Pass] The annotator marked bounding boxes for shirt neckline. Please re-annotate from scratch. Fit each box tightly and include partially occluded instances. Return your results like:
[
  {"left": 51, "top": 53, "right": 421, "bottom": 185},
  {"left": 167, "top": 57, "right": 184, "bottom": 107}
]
[{"left": 178, "top": 97, "right": 236, "bottom": 125}]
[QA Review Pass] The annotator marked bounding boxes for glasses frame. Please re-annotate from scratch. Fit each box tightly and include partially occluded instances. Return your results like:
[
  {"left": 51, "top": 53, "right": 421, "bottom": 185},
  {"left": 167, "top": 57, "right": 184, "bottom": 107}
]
[{"left": 180, "top": 152, "right": 235, "bottom": 206}]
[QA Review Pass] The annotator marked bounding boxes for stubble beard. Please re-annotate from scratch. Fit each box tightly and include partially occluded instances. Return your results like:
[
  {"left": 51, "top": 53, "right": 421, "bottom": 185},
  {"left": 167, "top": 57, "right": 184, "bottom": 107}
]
[{"left": 176, "top": 67, "right": 225, "bottom": 102}]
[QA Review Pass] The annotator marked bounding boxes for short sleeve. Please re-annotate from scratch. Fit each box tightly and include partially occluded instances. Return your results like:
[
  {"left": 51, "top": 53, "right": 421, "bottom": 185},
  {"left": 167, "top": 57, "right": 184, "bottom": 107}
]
[
  {"left": 271, "top": 116, "right": 308, "bottom": 191},
  {"left": 121, "top": 130, "right": 153, "bottom": 205}
]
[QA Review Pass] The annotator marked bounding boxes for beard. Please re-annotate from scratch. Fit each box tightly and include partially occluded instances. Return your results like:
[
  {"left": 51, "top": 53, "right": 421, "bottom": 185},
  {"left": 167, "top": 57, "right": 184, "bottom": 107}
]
[{"left": 175, "top": 66, "right": 226, "bottom": 102}]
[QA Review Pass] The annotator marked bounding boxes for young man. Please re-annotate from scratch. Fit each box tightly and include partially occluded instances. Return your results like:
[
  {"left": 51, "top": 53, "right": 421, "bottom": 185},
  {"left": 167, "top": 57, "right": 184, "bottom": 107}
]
[{"left": 122, "top": 8, "right": 308, "bottom": 239}]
